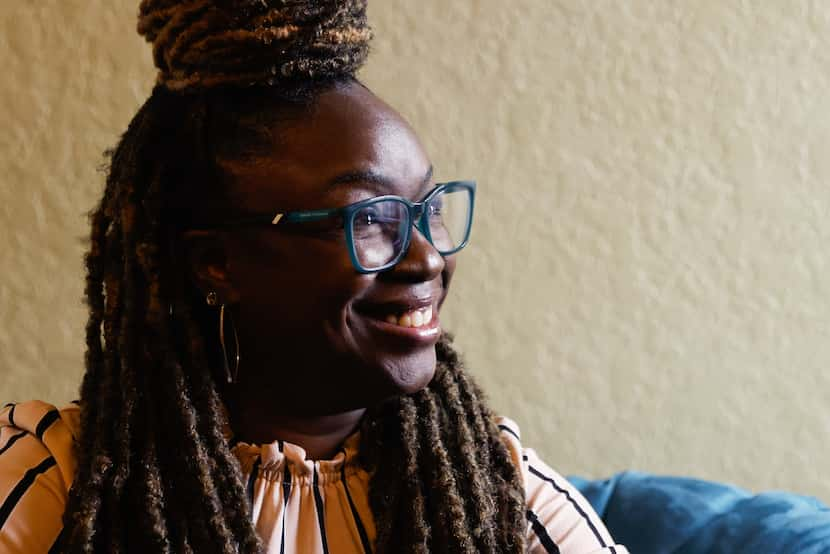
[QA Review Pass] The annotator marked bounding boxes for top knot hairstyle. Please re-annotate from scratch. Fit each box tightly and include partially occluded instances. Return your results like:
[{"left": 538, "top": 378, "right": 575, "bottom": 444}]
[
  {"left": 58, "top": 1, "right": 528, "bottom": 552},
  {"left": 137, "top": 0, "right": 372, "bottom": 90}
]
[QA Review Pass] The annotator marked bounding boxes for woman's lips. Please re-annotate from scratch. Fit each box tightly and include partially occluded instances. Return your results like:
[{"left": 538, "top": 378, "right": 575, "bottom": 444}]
[{"left": 357, "top": 305, "right": 441, "bottom": 345}]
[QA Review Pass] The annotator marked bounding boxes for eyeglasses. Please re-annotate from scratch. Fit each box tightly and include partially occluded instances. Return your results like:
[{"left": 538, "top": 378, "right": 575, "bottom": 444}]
[{"left": 208, "top": 180, "right": 476, "bottom": 274}]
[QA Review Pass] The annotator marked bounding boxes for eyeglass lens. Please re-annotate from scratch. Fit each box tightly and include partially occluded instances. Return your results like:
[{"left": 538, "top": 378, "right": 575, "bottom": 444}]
[{"left": 352, "top": 187, "right": 471, "bottom": 270}]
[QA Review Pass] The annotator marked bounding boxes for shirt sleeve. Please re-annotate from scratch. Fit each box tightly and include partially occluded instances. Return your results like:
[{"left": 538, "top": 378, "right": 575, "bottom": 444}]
[
  {"left": 0, "top": 401, "right": 78, "bottom": 553},
  {"left": 496, "top": 416, "right": 630, "bottom": 554}
]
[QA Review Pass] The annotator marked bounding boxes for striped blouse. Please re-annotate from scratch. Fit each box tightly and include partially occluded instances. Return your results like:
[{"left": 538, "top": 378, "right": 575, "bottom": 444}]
[{"left": 0, "top": 400, "right": 628, "bottom": 553}]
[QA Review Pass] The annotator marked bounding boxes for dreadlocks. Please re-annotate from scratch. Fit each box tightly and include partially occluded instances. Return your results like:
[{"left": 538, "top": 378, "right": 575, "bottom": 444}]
[
  {"left": 137, "top": 0, "right": 372, "bottom": 90},
  {"left": 58, "top": 1, "right": 528, "bottom": 552}
]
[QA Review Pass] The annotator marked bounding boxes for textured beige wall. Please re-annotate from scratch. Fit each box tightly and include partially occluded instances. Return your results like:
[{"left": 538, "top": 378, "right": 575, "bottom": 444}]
[{"left": 2, "top": 1, "right": 829, "bottom": 501}]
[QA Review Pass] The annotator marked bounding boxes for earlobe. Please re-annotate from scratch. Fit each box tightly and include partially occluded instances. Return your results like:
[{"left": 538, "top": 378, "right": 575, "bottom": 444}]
[{"left": 179, "top": 229, "right": 240, "bottom": 304}]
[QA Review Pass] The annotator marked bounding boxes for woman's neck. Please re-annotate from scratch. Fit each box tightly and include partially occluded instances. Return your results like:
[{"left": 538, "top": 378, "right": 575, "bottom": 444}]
[{"left": 225, "top": 397, "right": 366, "bottom": 460}]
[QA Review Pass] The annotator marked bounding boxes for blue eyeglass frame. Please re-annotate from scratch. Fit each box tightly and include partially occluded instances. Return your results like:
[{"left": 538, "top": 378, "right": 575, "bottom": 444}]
[{"left": 211, "top": 180, "right": 476, "bottom": 274}]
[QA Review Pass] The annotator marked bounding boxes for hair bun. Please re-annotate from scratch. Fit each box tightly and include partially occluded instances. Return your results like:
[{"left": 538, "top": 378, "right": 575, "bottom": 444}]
[{"left": 137, "top": 0, "right": 372, "bottom": 91}]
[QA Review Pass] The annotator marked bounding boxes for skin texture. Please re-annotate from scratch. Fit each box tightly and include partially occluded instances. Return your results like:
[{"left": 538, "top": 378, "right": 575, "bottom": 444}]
[{"left": 184, "top": 82, "right": 457, "bottom": 458}]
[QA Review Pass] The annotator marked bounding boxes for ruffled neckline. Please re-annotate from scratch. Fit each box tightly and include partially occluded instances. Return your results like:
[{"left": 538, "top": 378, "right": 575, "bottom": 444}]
[{"left": 230, "top": 428, "right": 362, "bottom": 481}]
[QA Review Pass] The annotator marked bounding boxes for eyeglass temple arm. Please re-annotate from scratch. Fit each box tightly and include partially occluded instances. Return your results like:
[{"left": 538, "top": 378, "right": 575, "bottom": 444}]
[
  {"left": 278, "top": 208, "right": 340, "bottom": 224},
  {"left": 209, "top": 207, "right": 341, "bottom": 228}
]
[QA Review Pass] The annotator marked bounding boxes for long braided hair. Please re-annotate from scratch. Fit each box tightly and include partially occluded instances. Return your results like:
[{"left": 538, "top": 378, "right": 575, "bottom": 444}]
[{"left": 59, "top": 1, "right": 527, "bottom": 552}]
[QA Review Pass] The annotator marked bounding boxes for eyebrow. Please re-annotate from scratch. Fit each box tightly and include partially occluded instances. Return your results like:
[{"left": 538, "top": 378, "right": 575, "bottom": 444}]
[{"left": 326, "top": 165, "right": 435, "bottom": 196}]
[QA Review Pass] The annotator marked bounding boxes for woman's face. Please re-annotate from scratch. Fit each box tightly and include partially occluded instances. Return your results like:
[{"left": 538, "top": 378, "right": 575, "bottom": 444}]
[{"left": 209, "top": 81, "right": 456, "bottom": 415}]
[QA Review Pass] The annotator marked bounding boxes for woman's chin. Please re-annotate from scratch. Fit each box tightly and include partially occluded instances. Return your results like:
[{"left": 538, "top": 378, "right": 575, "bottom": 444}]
[{"left": 376, "top": 348, "right": 437, "bottom": 396}]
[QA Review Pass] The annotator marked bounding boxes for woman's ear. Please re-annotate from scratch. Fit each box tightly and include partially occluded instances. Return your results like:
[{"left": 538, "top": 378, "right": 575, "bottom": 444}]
[{"left": 179, "top": 229, "right": 241, "bottom": 305}]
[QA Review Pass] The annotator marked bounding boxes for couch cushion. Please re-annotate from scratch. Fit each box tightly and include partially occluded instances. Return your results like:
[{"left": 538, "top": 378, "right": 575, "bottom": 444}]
[{"left": 568, "top": 472, "right": 830, "bottom": 554}]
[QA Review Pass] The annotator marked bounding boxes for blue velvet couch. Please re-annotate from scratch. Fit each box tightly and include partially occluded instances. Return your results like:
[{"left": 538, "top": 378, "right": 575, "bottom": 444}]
[{"left": 568, "top": 472, "right": 830, "bottom": 553}]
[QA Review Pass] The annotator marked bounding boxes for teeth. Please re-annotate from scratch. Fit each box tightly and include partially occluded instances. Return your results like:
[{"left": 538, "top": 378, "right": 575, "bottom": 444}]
[
  {"left": 411, "top": 311, "right": 424, "bottom": 327},
  {"left": 384, "top": 306, "right": 434, "bottom": 328}
]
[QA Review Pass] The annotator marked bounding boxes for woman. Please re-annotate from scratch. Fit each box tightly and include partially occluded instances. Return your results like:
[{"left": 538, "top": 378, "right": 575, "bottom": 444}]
[{"left": 0, "top": 1, "right": 628, "bottom": 552}]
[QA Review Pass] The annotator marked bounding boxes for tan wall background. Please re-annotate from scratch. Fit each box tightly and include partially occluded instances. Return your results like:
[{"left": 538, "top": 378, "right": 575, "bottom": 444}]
[{"left": 2, "top": 1, "right": 829, "bottom": 501}]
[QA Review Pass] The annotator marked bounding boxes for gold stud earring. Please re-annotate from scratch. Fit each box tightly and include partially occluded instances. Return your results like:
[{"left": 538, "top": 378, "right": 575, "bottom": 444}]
[{"left": 206, "top": 291, "right": 219, "bottom": 306}]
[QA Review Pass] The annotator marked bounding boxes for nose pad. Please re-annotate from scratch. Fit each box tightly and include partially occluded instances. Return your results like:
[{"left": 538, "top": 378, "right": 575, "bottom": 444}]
[{"left": 413, "top": 203, "right": 426, "bottom": 220}]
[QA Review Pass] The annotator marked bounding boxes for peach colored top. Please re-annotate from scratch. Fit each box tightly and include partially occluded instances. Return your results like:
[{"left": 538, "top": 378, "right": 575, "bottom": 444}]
[{"left": 0, "top": 400, "right": 628, "bottom": 553}]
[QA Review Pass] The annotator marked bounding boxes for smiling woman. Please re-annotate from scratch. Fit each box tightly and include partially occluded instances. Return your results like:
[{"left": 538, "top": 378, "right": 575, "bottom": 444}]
[{"left": 0, "top": 1, "right": 629, "bottom": 553}]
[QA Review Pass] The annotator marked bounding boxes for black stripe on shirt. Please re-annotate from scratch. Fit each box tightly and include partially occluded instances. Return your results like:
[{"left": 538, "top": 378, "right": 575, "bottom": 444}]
[
  {"left": 341, "top": 457, "right": 372, "bottom": 553},
  {"left": 247, "top": 458, "right": 261, "bottom": 508},
  {"left": 35, "top": 410, "right": 60, "bottom": 440},
  {"left": 0, "top": 456, "right": 57, "bottom": 529},
  {"left": 312, "top": 465, "right": 330, "bottom": 554},
  {"left": 526, "top": 509, "right": 560, "bottom": 553},
  {"left": 280, "top": 464, "right": 292, "bottom": 554},
  {"left": 0, "top": 431, "right": 27, "bottom": 457},
  {"left": 498, "top": 424, "right": 520, "bottom": 441},
  {"left": 7, "top": 404, "right": 16, "bottom": 427},
  {"left": 526, "top": 460, "right": 608, "bottom": 549}
]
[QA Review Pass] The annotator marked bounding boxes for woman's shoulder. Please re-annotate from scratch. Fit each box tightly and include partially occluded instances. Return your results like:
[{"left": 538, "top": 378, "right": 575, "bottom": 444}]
[
  {"left": 494, "top": 415, "right": 629, "bottom": 554},
  {"left": 0, "top": 400, "right": 80, "bottom": 552}
]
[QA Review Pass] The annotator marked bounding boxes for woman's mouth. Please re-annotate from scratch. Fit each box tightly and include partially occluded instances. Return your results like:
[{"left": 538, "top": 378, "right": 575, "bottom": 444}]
[
  {"left": 383, "top": 305, "right": 433, "bottom": 328},
  {"left": 356, "top": 303, "right": 441, "bottom": 345}
]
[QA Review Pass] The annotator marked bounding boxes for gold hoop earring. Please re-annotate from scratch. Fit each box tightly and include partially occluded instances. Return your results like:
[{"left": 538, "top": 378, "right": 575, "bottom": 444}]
[
  {"left": 219, "top": 304, "right": 240, "bottom": 384},
  {"left": 206, "top": 292, "right": 240, "bottom": 383}
]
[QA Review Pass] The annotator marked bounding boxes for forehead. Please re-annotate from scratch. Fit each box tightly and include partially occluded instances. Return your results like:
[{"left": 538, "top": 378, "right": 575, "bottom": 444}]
[{"left": 220, "top": 82, "right": 433, "bottom": 211}]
